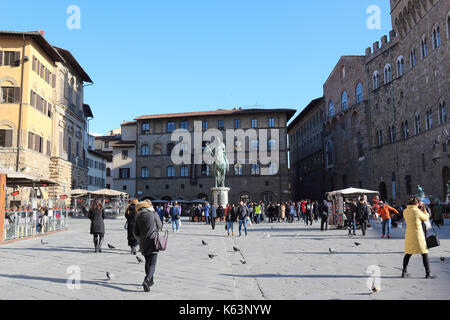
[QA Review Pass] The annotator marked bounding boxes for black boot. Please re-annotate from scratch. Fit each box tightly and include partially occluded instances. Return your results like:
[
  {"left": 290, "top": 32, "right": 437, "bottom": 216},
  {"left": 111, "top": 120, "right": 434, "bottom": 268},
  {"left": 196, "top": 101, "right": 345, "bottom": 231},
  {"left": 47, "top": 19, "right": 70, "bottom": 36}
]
[
  {"left": 98, "top": 237, "right": 104, "bottom": 253},
  {"left": 94, "top": 237, "right": 98, "bottom": 253},
  {"left": 142, "top": 277, "right": 151, "bottom": 292},
  {"left": 401, "top": 269, "right": 409, "bottom": 278},
  {"left": 425, "top": 273, "right": 436, "bottom": 279}
]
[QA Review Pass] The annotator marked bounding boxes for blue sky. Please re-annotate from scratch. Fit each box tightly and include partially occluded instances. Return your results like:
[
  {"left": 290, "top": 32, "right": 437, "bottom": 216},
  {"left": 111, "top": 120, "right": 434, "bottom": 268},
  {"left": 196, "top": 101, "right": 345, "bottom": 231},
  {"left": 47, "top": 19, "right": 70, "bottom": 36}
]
[{"left": 1, "top": 0, "right": 392, "bottom": 134}]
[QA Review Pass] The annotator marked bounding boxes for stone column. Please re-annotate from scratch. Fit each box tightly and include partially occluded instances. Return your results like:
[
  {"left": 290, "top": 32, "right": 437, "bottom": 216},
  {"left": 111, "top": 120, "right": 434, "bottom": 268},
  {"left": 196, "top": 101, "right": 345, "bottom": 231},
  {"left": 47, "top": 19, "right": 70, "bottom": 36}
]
[
  {"left": 0, "top": 174, "right": 6, "bottom": 243},
  {"left": 211, "top": 187, "right": 230, "bottom": 207}
]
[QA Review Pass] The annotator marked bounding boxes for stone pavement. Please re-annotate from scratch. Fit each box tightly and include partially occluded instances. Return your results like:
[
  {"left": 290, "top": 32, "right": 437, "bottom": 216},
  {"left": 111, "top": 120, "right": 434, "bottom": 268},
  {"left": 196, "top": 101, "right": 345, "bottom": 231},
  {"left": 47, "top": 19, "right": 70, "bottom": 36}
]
[{"left": 0, "top": 217, "right": 449, "bottom": 300}]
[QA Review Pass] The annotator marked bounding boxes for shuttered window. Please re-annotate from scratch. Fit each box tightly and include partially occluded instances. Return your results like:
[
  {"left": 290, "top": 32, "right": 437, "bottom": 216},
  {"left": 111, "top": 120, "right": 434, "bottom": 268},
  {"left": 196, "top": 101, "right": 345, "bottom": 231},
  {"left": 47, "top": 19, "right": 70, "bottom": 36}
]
[
  {"left": 28, "top": 132, "right": 35, "bottom": 150},
  {"left": 46, "top": 140, "right": 51, "bottom": 156},
  {"left": 0, "top": 51, "right": 3, "bottom": 66},
  {"left": 0, "top": 129, "right": 13, "bottom": 147},
  {"left": 1, "top": 87, "right": 20, "bottom": 103}
]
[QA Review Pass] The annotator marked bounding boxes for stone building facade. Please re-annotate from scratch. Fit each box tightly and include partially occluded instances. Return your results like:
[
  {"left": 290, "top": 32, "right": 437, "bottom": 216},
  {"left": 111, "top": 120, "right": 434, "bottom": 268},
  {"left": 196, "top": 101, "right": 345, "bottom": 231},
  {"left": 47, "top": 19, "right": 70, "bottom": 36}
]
[
  {"left": 134, "top": 108, "right": 295, "bottom": 204},
  {"left": 288, "top": 97, "right": 326, "bottom": 201},
  {"left": 317, "top": 0, "right": 449, "bottom": 204}
]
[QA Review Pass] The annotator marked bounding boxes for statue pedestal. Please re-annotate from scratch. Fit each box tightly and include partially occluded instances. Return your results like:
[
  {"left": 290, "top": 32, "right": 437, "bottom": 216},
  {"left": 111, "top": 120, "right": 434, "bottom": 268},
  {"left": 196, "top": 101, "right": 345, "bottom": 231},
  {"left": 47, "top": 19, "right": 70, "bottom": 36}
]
[{"left": 211, "top": 187, "right": 230, "bottom": 207}]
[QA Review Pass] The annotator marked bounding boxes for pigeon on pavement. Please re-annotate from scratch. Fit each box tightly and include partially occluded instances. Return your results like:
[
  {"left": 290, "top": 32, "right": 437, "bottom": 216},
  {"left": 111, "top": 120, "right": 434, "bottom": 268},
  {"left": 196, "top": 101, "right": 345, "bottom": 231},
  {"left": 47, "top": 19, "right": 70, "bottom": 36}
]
[
  {"left": 107, "top": 244, "right": 116, "bottom": 249},
  {"left": 440, "top": 257, "right": 446, "bottom": 262},
  {"left": 40, "top": 239, "right": 48, "bottom": 245},
  {"left": 233, "top": 247, "right": 240, "bottom": 252},
  {"left": 208, "top": 254, "right": 217, "bottom": 259},
  {"left": 202, "top": 240, "right": 208, "bottom": 246},
  {"left": 240, "top": 260, "right": 247, "bottom": 264},
  {"left": 106, "top": 272, "right": 115, "bottom": 280},
  {"left": 355, "top": 242, "right": 361, "bottom": 246},
  {"left": 329, "top": 248, "right": 335, "bottom": 254},
  {"left": 136, "top": 256, "right": 143, "bottom": 264},
  {"left": 371, "top": 282, "right": 381, "bottom": 294}
]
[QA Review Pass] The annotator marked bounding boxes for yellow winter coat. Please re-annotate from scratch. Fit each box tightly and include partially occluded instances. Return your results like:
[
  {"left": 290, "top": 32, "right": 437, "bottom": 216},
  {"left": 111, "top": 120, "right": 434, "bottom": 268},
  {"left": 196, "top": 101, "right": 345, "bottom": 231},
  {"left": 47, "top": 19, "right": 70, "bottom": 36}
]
[{"left": 404, "top": 205, "right": 429, "bottom": 255}]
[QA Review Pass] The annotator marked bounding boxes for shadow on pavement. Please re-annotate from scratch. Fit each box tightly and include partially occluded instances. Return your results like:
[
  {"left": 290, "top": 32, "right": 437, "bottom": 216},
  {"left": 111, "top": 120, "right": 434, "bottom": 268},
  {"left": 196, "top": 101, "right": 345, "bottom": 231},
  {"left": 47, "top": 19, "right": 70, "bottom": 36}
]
[
  {"left": 0, "top": 246, "right": 131, "bottom": 255},
  {"left": 0, "top": 273, "right": 142, "bottom": 293},
  {"left": 283, "top": 251, "right": 404, "bottom": 255},
  {"left": 220, "top": 273, "right": 400, "bottom": 279}
]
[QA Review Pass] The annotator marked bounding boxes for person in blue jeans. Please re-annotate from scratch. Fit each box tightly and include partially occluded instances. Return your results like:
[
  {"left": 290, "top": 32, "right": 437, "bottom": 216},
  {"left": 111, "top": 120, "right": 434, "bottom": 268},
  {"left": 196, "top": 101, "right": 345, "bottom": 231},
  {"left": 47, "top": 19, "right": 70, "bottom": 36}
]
[
  {"left": 204, "top": 203, "right": 211, "bottom": 225},
  {"left": 238, "top": 201, "right": 249, "bottom": 236},
  {"left": 170, "top": 203, "right": 181, "bottom": 232},
  {"left": 226, "top": 204, "right": 236, "bottom": 237}
]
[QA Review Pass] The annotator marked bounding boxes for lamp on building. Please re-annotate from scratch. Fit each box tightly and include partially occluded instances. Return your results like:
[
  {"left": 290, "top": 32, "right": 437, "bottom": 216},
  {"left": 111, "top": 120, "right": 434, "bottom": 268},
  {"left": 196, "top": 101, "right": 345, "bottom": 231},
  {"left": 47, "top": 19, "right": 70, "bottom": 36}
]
[{"left": 20, "top": 167, "right": 30, "bottom": 173}]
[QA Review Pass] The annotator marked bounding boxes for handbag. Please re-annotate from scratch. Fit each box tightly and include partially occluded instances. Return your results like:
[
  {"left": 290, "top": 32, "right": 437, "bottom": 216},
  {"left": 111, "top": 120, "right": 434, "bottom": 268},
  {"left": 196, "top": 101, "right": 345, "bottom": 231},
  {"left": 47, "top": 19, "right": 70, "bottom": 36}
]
[
  {"left": 426, "top": 226, "right": 440, "bottom": 249},
  {"left": 155, "top": 230, "right": 168, "bottom": 251},
  {"left": 424, "top": 219, "right": 432, "bottom": 230}
]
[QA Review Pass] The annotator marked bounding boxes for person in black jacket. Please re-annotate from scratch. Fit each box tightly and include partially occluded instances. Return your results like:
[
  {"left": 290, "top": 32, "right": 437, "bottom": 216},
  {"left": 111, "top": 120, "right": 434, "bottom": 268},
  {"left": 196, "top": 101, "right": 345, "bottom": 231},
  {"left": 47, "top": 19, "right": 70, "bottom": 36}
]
[
  {"left": 356, "top": 197, "right": 370, "bottom": 236},
  {"left": 134, "top": 201, "right": 163, "bottom": 292},
  {"left": 125, "top": 199, "right": 139, "bottom": 255},
  {"left": 88, "top": 201, "right": 105, "bottom": 253},
  {"left": 225, "top": 204, "right": 236, "bottom": 237},
  {"left": 320, "top": 200, "right": 329, "bottom": 231}
]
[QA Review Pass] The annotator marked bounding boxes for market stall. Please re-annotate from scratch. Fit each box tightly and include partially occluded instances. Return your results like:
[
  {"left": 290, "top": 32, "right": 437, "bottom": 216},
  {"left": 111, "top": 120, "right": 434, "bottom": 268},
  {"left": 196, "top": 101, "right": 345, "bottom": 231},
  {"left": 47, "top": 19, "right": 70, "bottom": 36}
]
[{"left": 326, "top": 187, "right": 379, "bottom": 228}]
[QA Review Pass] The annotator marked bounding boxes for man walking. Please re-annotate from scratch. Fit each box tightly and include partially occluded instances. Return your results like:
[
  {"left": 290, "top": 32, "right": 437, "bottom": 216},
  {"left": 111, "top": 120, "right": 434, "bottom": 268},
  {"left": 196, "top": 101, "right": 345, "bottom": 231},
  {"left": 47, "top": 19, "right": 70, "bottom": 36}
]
[
  {"left": 204, "top": 202, "right": 211, "bottom": 225},
  {"left": 238, "top": 201, "right": 249, "bottom": 236},
  {"left": 356, "top": 197, "right": 370, "bottom": 236},
  {"left": 210, "top": 204, "right": 217, "bottom": 230},
  {"left": 170, "top": 202, "right": 181, "bottom": 232},
  {"left": 377, "top": 201, "right": 399, "bottom": 239},
  {"left": 320, "top": 200, "right": 329, "bottom": 231}
]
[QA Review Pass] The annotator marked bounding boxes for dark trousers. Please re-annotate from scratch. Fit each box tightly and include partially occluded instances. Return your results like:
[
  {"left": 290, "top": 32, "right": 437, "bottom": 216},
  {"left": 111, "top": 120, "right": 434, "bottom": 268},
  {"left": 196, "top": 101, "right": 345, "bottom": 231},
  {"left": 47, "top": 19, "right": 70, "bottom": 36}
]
[
  {"left": 360, "top": 221, "right": 367, "bottom": 235},
  {"left": 93, "top": 234, "right": 104, "bottom": 248},
  {"left": 321, "top": 217, "right": 328, "bottom": 231},
  {"left": 211, "top": 217, "right": 216, "bottom": 230},
  {"left": 403, "top": 253, "right": 430, "bottom": 274},
  {"left": 145, "top": 253, "right": 158, "bottom": 280}
]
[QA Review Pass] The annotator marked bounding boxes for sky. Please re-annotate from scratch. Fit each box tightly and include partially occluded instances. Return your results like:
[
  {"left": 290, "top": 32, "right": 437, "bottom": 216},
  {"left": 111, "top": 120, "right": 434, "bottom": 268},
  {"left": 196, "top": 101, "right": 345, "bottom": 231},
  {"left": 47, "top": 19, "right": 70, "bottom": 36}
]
[{"left": 1, "top": 0, "right": 392, "bottom": 134}]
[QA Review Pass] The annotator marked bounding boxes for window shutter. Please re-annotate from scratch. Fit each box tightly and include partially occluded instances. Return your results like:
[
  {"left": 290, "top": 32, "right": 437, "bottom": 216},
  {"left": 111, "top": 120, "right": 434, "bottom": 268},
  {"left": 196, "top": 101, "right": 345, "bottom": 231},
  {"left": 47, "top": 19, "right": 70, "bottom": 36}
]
[
  {"left": 0, "top": 51, "right": 3, "bottom": 66},
  {"left": 5, "top": 130, "right": 13, "bottom": 147},
  {"left": 52, "top": 74, "right": 56, "bottom": 88},
  {"left": 14, "top": 51, "right": 20, "bottom": 66},
  {"left": 28, "top": 132, "right": 34, "bottom": 149},
  {"left": 14, "top": 87, "right": 20, "bottom": 103},
  {"left": 46, "top": 140, "right": 51, "bottom": 156},
  {"left": 32, "top": 56, "right": 36, "bottom": 71}
]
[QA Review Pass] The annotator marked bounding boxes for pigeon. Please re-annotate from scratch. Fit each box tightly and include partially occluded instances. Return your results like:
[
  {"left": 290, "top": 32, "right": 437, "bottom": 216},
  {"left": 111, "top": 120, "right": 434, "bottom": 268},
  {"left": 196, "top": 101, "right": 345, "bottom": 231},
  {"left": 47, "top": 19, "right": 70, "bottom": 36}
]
[
  {"left": 202, "top": 240, "right": 208, "bottom": 246},
  {"left": 240, "top": 260, "right": 247, "bottom": 265},
  {"left": 40, "top": 239, "right": 48, "bottom": 245},
  {"left": 208, "top": 254, "right": 217, "bottom": 259},
  {"left": 233, "top": 247, "right": 240, "bottom": 252},
  {"left": 107, "top": 244, "right": 116, "bottom": 249},
  {"left": 355, "top": 242, "right": 361, "bottom": 246},
  {"left": 106, "top": 272, "right": 115, "bottom": 280},
  {"left": 440, "top": 257, "right": 446, "bottom": 262},
  {"left": 136, "top": 256, "right": 143, "bottom": 264},
  {"left": 329, "top": 248, "right": 335, "bottom": 254},
  {"left": 371, "top": 282, "right": 381, "bottom": 294}
]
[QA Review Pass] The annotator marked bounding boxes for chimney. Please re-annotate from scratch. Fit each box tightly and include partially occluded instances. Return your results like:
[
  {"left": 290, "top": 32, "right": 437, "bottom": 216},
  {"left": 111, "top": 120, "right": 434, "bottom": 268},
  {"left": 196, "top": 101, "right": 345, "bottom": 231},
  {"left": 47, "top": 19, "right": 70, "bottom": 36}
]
[{"left": 38, "top": 30, "right": 45, "bottom": 35}]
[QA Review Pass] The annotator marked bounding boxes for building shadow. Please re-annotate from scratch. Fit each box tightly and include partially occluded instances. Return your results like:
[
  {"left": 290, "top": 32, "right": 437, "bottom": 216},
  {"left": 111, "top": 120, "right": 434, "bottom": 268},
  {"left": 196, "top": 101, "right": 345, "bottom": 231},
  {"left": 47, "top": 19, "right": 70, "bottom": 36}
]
[
  {"left": 219, "top": 273, "right": 400, "bottom": 279},
  {"left": 283, "top": 251, "right": 404, "bottom": 255},
  {"left": 0, "top": 273, "right": 142, "bottom": 293},
  {"left": 0, "top": 246, "right": 130, "bottom": 255}
]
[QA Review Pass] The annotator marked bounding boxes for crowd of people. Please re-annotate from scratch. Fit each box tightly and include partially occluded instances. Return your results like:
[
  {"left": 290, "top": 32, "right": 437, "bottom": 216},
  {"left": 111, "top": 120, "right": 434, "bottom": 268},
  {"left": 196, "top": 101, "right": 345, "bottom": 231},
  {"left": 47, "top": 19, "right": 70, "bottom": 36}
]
[{"left": 83, "top": 194, "right": 447, "bottom": 293}]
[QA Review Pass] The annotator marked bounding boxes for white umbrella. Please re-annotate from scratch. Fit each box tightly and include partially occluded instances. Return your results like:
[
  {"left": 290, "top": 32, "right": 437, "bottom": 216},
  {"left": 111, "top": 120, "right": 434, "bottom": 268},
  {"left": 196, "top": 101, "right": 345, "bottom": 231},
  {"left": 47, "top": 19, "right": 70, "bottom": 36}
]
[{"left": 326, "top": 187, "right": 379, "bottom": 197}]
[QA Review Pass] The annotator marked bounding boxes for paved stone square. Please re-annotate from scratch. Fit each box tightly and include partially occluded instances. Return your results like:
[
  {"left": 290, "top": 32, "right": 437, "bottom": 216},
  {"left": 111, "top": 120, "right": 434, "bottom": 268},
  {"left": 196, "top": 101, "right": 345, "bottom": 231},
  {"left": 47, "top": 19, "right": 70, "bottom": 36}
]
[{"left": 0, "top": 217, "right": 449, "bottom": 300}]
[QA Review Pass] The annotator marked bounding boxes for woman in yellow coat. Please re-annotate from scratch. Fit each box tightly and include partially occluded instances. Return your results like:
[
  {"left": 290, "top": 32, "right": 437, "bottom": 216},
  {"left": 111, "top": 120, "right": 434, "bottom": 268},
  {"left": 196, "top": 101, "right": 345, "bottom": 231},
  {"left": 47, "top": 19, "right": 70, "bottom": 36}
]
[{"left": 401, "top": 197, "right": 435, "bottom": 279}]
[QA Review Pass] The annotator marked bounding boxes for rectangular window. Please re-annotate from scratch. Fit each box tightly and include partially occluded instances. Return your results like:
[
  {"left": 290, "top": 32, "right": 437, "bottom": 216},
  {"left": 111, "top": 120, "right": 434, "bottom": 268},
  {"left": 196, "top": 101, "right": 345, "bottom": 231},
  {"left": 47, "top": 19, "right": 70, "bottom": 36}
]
[
  {"left": 218, "top": 120, "right": 224, "bottom": 130},
  {"left": 180, "top": 121, "right": 189, "bottom": 130},
  {"left": 1, "top": 87, "right": 20, "bottom": 103},
  {"left": 3, "top": 51, "right": 19, "bottom": 66},
  {"left": 0, "top": 129, "right": 13, "bottom": 147},
  {"left": 46, "top": 140, "right": 51, "bottom": 156},
  {"left": 167, "top": 122, "right": 175, "bottom": 133},
  {"left": 235, "top": 119, "right": 241, "bottom": 129},
  {"left": 251, "top": 119, "right": 258, "bottom": 129},
  {"left": 122, "top": 150, "right": 128, "bottom": 160},
  {"left": 202, "top": 121, "right": 208, "bottom": 131},
  {"left": 119, "top": 168, "right": 130, "bottom": 179},
  {"left": 268, "top": 118, "right": 275, "bottom": 128}
]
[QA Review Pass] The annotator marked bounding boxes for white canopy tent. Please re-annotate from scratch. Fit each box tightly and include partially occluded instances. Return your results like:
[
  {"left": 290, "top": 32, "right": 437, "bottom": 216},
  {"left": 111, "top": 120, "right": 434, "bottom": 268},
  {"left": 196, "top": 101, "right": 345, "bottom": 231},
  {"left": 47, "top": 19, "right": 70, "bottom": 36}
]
[{"left": 326, "top": 187, "right": 379, "bottom": 197}]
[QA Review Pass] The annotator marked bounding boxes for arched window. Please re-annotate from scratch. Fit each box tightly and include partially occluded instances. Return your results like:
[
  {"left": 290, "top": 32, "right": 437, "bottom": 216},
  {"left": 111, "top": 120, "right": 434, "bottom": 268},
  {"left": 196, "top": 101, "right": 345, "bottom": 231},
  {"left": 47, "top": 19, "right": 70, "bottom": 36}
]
[
  {"left": 341, "top": 91, "right": 348, "bottom": 110},
  {"left": 414, "top": 113, "right": 421, "bottom": 135},
  {"left": 389, "top": 126, "right": 396, "bottom": 143},
  {"left": 432, "top": 26, "right": 441, "bottom": 49},
  {"left": 325, "top": 140, "right": 334, "bottom": 168},
  {"left": 410, "top": 48, "right": 417, "bottom": 67},
  {"left": 355, "top": 82, "right": 363, "bottom": 104},
  {"left": 141, "top": 144, "right": 150, "bottom": 156},
  {"left": 438, "top": 100, "right": 447, "bottom": 124},
  {"left": 426, "top": 108, "right": 433, "bottom": 130},
  {"left": 167, "top": 166, "right": 175, "bottom": 177},
  {"left": 396, "top": 57, "right": 405, "bottom": 77},
  {"left": 141, "top": 167, "right": 149, "bottom": 178},
  {"left": 384, "top": 64, "right": 392, "bottom": 84},
  {"left": 180, "top": 166, "right": 189, "bottom": 177},
  {"left": 421, "top": 36, "right": 428, "bottom": 58},
  {"left": 328, "top": 100, "right": 335, "bottom": 117},
  {"left": 372, "top": 71, "right": 380, "bottom": 90},
  {"left": 447, "top": 13, "right": 450, "bottom": 39},
  {"left": 376, "top": 129, "right": 383, "bottom": 147},
  {"left": 401, "top": 121, "right": 409, "bottom": 140},
  {"left": 106, "top": 167, "right": 111, "bottom": 177}
]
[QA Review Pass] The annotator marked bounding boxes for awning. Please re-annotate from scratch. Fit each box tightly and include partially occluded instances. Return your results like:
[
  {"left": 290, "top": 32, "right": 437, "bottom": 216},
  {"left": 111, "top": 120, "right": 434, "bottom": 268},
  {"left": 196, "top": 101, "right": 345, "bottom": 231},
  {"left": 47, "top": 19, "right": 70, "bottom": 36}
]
[
  {"left": 326, "top": 188, "right": 379, "bottom": 197},
  {"left": 89, "top": 189, "right": 129, "bottom": 197},
  {"left": 0, "top": 166, "right": 58, "bottom": 187}
]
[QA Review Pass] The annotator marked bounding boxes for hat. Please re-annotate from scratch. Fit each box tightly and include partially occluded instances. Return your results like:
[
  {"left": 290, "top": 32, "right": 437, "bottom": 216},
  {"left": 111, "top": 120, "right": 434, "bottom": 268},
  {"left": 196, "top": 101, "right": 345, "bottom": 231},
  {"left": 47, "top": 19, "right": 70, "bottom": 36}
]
[{"left": 136, "top": 201, "right": 152, "bottom": 211}]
